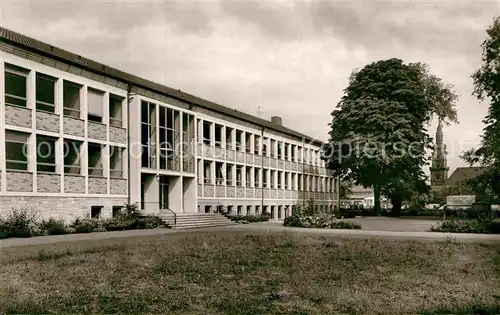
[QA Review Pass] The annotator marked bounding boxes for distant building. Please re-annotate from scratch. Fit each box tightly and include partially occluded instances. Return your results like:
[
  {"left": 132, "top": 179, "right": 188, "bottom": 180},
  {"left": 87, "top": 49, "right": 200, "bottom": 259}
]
[
  {"left": 341, "top": 185, "right": 391, "bottom": 209},
  {"left": 430, "top": 120, "right": 486, "bottom": 198}
]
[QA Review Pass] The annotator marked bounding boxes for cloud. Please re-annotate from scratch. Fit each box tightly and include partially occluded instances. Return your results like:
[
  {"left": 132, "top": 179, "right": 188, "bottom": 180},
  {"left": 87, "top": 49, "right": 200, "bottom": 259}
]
[{"left": 0, "top": 0, "right": 497, "bottom": 174}]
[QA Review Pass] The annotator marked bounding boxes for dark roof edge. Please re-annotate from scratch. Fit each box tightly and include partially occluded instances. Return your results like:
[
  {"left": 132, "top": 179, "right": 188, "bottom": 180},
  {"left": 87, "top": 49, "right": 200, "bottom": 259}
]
[{"left": 0, "top": 27, "right": 324, "bottom": 146}]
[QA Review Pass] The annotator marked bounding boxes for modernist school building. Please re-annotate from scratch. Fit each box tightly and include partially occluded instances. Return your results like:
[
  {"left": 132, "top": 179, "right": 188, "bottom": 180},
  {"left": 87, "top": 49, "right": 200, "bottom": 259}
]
[{"left": 0, "top": 27, "right": 339, "bottom": 222}]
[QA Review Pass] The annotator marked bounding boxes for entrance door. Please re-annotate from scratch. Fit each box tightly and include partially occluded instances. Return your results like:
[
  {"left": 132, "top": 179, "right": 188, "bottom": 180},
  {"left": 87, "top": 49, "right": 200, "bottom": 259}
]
[{"left": 159, "top": 176, "right": 169, "bottom": 209}]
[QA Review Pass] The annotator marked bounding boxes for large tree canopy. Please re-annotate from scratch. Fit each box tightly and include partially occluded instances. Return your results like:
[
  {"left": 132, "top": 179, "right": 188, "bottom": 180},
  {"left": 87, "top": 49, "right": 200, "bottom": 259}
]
[
  {"left": 461, "top": 17, "right": 500, "bottom": 201},
  {"left": 324, "top": 58, "right": 457, "bottom": 214}
]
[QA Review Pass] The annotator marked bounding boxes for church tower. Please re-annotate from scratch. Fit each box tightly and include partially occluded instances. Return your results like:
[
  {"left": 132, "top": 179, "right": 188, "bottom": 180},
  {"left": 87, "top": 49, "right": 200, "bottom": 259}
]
[{"left": 430, "top": 119, "right": 449, "bottom": 186}]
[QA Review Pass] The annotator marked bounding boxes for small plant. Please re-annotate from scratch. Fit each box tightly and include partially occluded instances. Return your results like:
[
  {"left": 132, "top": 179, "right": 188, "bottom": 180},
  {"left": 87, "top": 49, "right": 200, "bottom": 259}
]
[
  {"left": 0, "top": 210, "right": 38, "bottom": 238},
  {"left": 70, "top": 218, "right": 98, "bottom": 234},
  {"left": 136, "top": 216, "right": 164, "bottom": 229},
  {"left": 39, "top": 218, "right": 68, "bottom": 236},
  {"left": 93, "top": 227, "right": 107, "bottom": 233},
  {"left": 430, "top": 219, "right": 500, "bottom": 234}
]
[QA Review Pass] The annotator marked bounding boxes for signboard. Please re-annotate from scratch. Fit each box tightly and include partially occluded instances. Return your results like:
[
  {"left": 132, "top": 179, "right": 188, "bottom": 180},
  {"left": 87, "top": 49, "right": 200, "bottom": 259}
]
[{"left": 446, "top": 195, "right": 475, "bottom": 210}]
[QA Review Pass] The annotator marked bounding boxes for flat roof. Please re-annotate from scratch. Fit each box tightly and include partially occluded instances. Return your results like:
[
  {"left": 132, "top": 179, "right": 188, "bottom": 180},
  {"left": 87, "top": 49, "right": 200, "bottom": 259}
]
[{"left": 0, "top": 26, "right": 324, "bottom": 146}]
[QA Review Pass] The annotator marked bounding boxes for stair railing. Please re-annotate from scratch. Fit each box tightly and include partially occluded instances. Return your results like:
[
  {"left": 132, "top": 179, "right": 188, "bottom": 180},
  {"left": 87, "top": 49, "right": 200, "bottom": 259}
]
[
  {"left": 159, "top": 206, "right": 177, "bottom": 228},
  {"left": 217, "top": 202, "right": 230, "bottom": 217},
  {"left": 141, "top": 201, "right": 177, "bottom": 228}
]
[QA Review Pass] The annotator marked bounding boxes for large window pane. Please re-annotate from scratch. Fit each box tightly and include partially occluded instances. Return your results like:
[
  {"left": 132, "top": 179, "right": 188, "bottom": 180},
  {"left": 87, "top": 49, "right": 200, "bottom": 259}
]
[{"left": 36, "top": 73, "right": 56, "bottom": 113}]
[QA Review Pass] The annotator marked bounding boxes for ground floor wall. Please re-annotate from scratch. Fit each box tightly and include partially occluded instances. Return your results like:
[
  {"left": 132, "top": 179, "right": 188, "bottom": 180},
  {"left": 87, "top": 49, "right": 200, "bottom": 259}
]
[
  {"left": 0, "top": 196, "right": 128, "bottom": 223},
  {"left": 198, "top": 198, "right": 337, "bottom": 220}
]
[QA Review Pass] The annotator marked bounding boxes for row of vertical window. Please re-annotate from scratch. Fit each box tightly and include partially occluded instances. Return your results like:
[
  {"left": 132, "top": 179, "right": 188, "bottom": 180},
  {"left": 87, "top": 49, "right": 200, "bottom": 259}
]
[
  {"left": 199, "top": 119, "right": 324, "bottom": 166},
  {"left": 4, "top": 63, "right": 124, "bottom": 126},
  {"left": 140, "top": 101, "right": 195, "bottom": 172},
  {"left": 199, "top": 159, "right": 335, "bottom": 192},
  {"left": 5, "top": 130, "right": 124, "bottom": 177}
]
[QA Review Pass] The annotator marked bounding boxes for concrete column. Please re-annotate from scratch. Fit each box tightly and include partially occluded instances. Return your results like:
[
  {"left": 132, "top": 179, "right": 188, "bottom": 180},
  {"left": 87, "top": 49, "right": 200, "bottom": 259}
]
[
  {"left": 128, "top": 96, "right": 141, "bottom": 207},
  {"left": 168, "top": 176, "right": 182, "bottom": 213},
  {"left": 183, "top": 177, "right": 196, "bottom": 213}
]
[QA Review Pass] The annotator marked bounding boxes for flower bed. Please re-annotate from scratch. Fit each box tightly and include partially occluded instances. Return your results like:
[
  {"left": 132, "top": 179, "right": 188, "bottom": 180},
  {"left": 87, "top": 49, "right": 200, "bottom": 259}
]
[
  {"left": 227, "top": 213, "right": 271, "bottom": 223},
  {"left": 284, "top": 213, "right": 361, "bottom": 229}
]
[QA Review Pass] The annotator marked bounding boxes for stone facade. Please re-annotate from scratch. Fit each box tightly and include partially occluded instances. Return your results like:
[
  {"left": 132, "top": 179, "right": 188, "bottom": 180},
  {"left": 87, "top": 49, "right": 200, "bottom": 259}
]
[
  {"left": 0, "top": 196, "right": 127, "bottom": 223},
  {"left": 37, "top": 173, "right": 61, "bottom": 193},
  {"left": 5, "top": 105, "right": 32, "bottom": 128},
  {"left": 88, "top": 177, "right": 107, "bottom": 194},
  {"left": 110, "top": 178, "right": 127, "bottom": 195},
  {"left": 36, "top": 111, "right": 60, "bottom": 133},
  {"left": 6, "top": 171, "right": 33, "bottom": 192},
  {"left": 64, "top": 175, "right": 85, "bottom": 193},
  {"left": 88, "top": 121, "right": 107, "bottom": 141},
  {"left": 203, "top": 184, "right": 214, "bottom": 197},
  {"left": 109, "top": 126, "right": 127, "bottom": 144},
  {"left": 63, "top": 117, "right": 85, "bottom": 137}
]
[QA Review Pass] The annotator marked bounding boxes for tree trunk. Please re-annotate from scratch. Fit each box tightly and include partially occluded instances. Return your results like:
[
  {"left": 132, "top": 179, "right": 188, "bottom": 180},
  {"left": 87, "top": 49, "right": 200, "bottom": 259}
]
[
  {"left": 373, "top": 185, "right": 381, "bottom": 216},
  {"left": 391, "top": 197, "right": 402, "bottom": 217}
]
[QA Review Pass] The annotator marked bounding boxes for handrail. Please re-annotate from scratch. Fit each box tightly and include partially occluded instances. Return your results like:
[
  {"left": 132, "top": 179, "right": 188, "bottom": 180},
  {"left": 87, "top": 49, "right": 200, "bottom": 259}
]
[{"left": 160, "top": 207, "right": 177, "bottom": 227}]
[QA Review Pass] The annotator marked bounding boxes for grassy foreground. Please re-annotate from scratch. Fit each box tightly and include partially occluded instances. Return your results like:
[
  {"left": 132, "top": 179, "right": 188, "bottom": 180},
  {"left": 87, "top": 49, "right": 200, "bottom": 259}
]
[{"left": 0, "top": 231, "right": 499, "bottom": 314}]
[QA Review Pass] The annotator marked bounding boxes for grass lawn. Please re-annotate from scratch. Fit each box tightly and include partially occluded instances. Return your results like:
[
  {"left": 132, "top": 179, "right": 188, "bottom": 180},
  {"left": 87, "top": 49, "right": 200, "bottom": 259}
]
[{"left": 1, "top": 231, "right": 499, "bottom": 314}]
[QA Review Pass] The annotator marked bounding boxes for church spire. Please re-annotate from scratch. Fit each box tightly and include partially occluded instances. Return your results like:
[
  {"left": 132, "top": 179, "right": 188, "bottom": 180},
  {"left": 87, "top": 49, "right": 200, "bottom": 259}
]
[{"left": 430, "top": 118, "right": 449, "bottom": 186}]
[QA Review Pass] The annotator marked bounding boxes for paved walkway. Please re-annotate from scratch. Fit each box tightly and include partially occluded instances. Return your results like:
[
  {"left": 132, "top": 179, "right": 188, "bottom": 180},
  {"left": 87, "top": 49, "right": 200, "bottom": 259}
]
[{"left": 1, "top": 218, "right": 500, "bottom": 248}]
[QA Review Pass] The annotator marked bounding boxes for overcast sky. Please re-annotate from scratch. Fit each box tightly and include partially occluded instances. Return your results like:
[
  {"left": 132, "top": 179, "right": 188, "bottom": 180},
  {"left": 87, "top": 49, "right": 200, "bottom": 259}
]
[{"left": 1, "top": 0, "right": 498, "bottom": 174}]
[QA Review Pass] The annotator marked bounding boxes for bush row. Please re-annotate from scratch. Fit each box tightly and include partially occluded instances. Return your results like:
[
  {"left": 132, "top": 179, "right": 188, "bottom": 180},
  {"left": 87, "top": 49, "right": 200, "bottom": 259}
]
[
  {"left": 284, "top": 213, "right": 361, "bottom": 229},
  {"left": 227, "top": 213, "right": 271, "bottom": 223},
  {"left": 0, "top": 207, "right": 164, "bottom": 239},
  {"left": 430, "top": 219, "right": 500, "bottom": 234}
]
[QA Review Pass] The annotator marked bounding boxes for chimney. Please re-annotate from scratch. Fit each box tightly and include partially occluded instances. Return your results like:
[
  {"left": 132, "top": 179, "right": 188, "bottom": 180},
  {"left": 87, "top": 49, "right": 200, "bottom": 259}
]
[{"left": 270, "top": 116, "right": 282, "bottom": 126}]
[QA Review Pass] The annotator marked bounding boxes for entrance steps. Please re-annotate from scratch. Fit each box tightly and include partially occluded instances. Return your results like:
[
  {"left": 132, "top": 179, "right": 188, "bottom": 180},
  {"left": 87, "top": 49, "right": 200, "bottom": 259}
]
[{"left": 158, "top": 213, "right": 237, "bottom": 229}]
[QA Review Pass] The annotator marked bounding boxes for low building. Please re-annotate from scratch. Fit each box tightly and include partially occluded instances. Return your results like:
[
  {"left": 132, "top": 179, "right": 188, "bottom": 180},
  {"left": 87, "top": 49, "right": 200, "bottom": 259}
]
[{"left": 0, "top": 27, "right": 339, "bottom": 222}]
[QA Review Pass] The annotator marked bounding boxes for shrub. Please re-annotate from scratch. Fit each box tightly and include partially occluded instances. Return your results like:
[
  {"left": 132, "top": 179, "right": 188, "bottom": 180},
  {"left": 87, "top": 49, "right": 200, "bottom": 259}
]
[
  {"left": 102, "top": 216, "right": 137, "bottom": 231},
  {"left": 93, "top": 227, "right": 107, "bottom": 233},
  {"left": 283, "top": 212, "right": 361, "bottom": 229},
  {"left": 430, "top": 219, "right": 500, "bottom": 234},
  {"left": 136, "top": 216, "right": 164, "bottom": 229},
  {"left": 65, "top": 227, "right": 76, "bottom": 234},
  {"left": 70, "top": 218, "right": 98, "bottom": 234},
  {"left": 0, "top": 210, "right": 38, "bottom": 238},
  {"left": 228, "top": 214, "right": 271, "bottom": 223},
  {"left": 39, "top": 218, "right": 68, "bottom": 236}
]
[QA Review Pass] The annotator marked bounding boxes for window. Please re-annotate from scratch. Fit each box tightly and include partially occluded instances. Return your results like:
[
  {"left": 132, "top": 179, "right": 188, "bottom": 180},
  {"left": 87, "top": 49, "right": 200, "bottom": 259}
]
[
  {"left": 87, "top": 88, "right": 104, "bottom": 122},
  {"left": 254, "top": 168, "right": 260, "bottom": 187},
  {"left": 4, "top": 63, "right": 28, "bottom": 107},
  {"left": 36, "top": 135, "right": 57, "bottom": 173},
  {"left": 141, "top": 101, "right": 156, "bottom": 168},
  {"left": 182, "top": 113, "right": 195, "bottom": 173},
  {"left": 6, "top": 131, "right": 29, "bottom": 171},
  {"left": 36, "top": 73, "right": 56, "bottom": 113},
  {"left": 237, "top": 205, "right": 243, "bottom": 215},
  {"left": 246, "top": 206, "right": 251, "bottom": 215},
  {"left": 262, "top": 138, "right": 268, "bottom": 156},
  {"left": 202, "top": 121, "right": 211, "bottom": 145},
  {"left": 203, "top": 160, "right": 212, "bottom": 184},
  {"left": 263, "top": 169, "right": 269, "bottom": 188},
  {"left": 216, "top": 162, "right": 224, "bottom": 185},
  {"left": 277, "top": 171, "right": 282, "bottom": 189},
  {"left": 214, "top": 124, "right": 222, "bottom": 148},
  {"left": 204, "top": 205, "right": 212, "bottom": 213},
  {"left": 88, "top": 143, "right": 103, "bottom": 176},
  {"left": 225, "top": 127, "right": 233, "bottom": 150},
  {"left": 270, "top": 139, "right": 276, "bottom": 157},
  {"left": 64, "top": 139, "right": 82, "bottom": 174},
  {"left": 254, "top": 135, "right": 260, "bottom": 154},
  {"left": 270, "top": 170, "right": 276, "bottom": 189},
  {"left": 63, "top": 80, "right": 81, "bottom": 118},
  {"left": 236, "top": 165, "right": 243, "bottom": 186},
  {"left": 236, "top": 130, "right": 243, "bottom": 152},
  {"left": 291, "top": 145, "right": 296, "bottom": 162},
  {"left": 109, "top": 94, "right": 124, "bottom": 127},
  {"left": 91, "top": 206, "right": 103, "bottom": 219},
  {"left": 159, "top": 106, "right": 180, "bottom": 171},
  {"left": 245, "top": 133, "right": 252, "bottom": 154},
  {"left": 284, "top": 143, "right": 289, "bottom": 160},
  {"left": 277, "top": 141, "right": 282, "bottom": 159},
  {"left": 110, "top": 146, "right": 124, "bottom": 177},
  {"left": 112, "top": 206, "right": 122, "bottom": 217},
  {"left": 226, "top": 164, "right": 233, "bottom": 186},
  {"left": 245, "top": 166, "right": 252, "bottom": 186},
  {"left": 255, "top": 206, "right": 260, "bottom": 214}
]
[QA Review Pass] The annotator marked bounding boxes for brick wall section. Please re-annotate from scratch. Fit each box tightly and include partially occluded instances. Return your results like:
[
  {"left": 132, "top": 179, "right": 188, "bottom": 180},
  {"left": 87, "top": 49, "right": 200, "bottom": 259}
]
[
  {"left": 5, "top": 105, "right": 32, "bottom": 128},
  {"left": 110, "top": 178, "right": 127, "bottom": 195},
  {"left": 64, "top": 175, "right": 85, "bottom": 193},
  {"left": 109, "top": 126, "right": 127, "bottom": 144},
  {"left": 63, "top": 117, "right": 85, "bottom": 137},
  {"left": 0, "top": 196, "right": 127, "bottom": 223},
  {"left": 6, "top": 171, "right": 33, "bottom": 192},
  {"left": 37, "top": 173, "right": 61, "bottom": 193},
  {"left": 88, "top": 177, "right": 107, "bottom": 194},
  {"left": 88, "top": 121, "right": 107, "bottom": 141},
  {"left": 36, "top": 111, "right": 60, "bottom": 133}
]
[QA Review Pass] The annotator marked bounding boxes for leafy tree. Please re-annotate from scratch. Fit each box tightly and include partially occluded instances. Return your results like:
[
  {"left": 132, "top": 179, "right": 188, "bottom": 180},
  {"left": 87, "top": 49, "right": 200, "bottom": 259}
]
[
  {"left": 324, "top": 59, "right": 457, "bottom": 215},
  {"left": 461, "top": 17, "right": 500, "bottom": 200}
]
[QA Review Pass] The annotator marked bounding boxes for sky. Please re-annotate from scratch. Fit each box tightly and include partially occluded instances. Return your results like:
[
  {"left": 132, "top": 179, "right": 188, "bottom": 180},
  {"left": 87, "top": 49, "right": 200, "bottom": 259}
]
[{"left": 0, "top": 0, "right": 498, "bottom": 175}]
